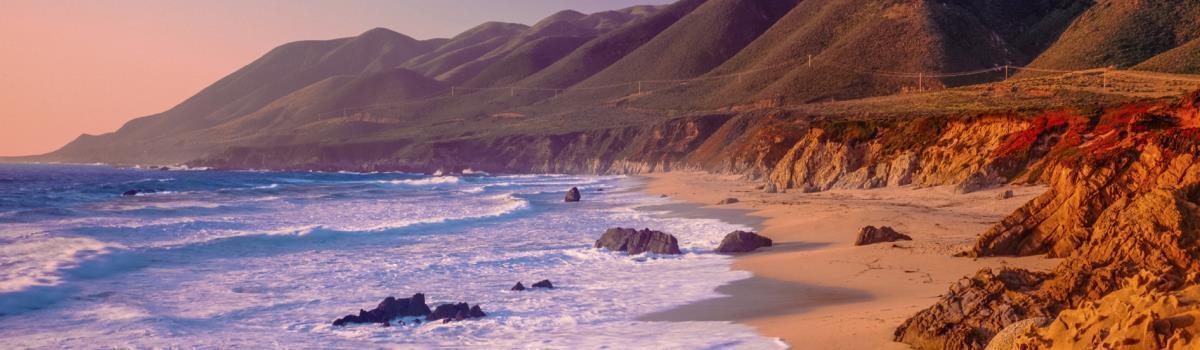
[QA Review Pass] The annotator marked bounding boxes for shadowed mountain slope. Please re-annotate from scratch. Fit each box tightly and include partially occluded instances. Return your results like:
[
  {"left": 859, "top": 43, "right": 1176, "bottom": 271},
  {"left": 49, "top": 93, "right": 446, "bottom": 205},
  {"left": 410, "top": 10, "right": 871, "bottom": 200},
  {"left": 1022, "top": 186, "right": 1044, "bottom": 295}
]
[
  {"left": 678, "top": 0, "right": 1085, "bottom": 106},
  {"left": 515, "top": 0, "right": 708, "bottom": 89},
  {"left": 573, "top": 0, "right": 799, "bottom": 87},
  {"left": 1026, "top": 0, "right": 1200, "bottom": 72},
  {"left": 1135, "top": 37, "right": 1200, "bottom": 74}
]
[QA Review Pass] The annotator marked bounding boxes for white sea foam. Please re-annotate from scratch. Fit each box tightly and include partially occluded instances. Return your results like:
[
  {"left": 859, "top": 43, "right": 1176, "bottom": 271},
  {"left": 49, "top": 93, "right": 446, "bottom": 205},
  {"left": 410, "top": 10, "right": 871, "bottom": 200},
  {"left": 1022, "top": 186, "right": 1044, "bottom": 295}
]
[
  {"left": 380, "top": 176, "right": 461, "bottom": 186},
  {"left": 0, "top": 173, "right": 779, "bottom": 349}
]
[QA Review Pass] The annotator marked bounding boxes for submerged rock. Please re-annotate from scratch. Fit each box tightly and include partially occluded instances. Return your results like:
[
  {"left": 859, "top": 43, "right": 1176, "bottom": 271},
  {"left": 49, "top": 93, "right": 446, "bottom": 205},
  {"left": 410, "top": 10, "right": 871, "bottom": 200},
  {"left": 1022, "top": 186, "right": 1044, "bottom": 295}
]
[
  {"left": 565, "top": 187, "right": 581, "bottom": 202},
  {"left": 122, "top": 189, "right": 140, "bottom": 196},
  {"left": 510, "top": 282, "right": 526, "bottom": 291},
  {"left": 531, "top": 280, "right": 554, "bottom": 289},
  {"left": 715, "top": 231, "right": 773, "bottom": 253},
  {"left": 332, "top": 293, "right": 433, "bottom": 326},
  {"left": 594, "top": 227, "right": 681, "bottom": 255},
  {"left": 855, "top": 226, "right": 912, "bottom": 246}
]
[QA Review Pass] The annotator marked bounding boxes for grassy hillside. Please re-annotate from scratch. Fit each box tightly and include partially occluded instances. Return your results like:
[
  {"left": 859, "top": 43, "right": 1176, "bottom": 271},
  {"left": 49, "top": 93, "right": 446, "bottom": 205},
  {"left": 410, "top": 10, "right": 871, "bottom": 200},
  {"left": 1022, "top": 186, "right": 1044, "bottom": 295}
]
[
  {"left": 516, "top": 0, "right": 707, "bottom": 89},
  {"left": 575, "top": 0, "right": 798, "bottom": 87},
  {"left": 1026, "top": 0, "right": 1200, "bottom": 72},
  {"left": 1135, "top": 38, "right": 1200, "bottom": 74}
]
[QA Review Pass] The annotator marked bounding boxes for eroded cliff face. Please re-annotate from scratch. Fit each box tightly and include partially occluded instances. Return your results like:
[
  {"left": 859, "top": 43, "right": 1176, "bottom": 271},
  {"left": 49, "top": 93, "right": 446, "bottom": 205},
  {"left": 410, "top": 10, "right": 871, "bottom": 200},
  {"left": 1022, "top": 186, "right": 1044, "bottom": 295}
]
[
  {"left": 765, "top": 117, "right": 1027, "bottom": 192},
  {"left": 896, "top": 92, "right": 1200, "bottom": 350}
]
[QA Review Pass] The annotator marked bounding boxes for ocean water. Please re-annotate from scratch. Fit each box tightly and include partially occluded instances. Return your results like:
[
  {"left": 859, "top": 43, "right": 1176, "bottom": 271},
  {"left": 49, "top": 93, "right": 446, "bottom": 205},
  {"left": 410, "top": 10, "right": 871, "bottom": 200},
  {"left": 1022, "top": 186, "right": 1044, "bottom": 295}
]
[{"left": 0, "top": 164, "right": 779, "bottom": 349}]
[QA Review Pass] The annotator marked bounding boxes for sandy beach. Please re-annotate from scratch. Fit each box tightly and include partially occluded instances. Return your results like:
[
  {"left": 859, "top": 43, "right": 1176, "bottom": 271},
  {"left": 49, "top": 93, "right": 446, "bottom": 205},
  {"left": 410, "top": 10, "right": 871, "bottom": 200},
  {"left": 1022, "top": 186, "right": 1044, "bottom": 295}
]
[{"left": 639, "top": 172, "right": 1060, "bottom": 349}]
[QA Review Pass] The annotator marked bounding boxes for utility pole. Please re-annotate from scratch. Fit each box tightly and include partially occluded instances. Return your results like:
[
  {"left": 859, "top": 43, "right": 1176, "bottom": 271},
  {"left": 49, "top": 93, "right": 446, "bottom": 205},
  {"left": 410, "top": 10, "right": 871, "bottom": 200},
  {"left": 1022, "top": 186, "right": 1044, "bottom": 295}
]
[
  {"left": 451, "top": 86, "right": 455, "bottom": 97},
  {"left": 510, "top": 87, "right": 515, "bottom": 97},
  {"left": 918, "top": 73, "right": 924, "bottom": 91},
  {"left": 807, "top": 54, "right": 813, "bottom": 68},
  {"left": 637, "top": 81, "right": 643, "bottom": 94},
  {"left": 1004, "top": 65, "right": 1010, "bottom": 80}
]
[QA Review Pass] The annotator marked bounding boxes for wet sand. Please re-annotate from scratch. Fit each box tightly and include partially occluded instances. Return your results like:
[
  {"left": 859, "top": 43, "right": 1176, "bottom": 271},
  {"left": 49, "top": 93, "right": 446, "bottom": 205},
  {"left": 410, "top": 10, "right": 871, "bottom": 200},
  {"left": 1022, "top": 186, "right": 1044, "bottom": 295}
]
[{"left": 638, "top": 172, "right": 1059, "bottom": 349}]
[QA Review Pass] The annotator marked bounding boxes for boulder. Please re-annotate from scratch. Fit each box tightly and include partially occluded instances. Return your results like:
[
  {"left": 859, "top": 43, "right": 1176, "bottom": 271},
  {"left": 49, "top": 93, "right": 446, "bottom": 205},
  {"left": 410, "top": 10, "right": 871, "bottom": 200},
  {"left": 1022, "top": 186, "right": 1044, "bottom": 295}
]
[
  {"left": 565, "top": 187, "right": 581, "bottom": 202},
  {"left": 996, "top": 190, "right": 1014, "bottom": 200},
  {"left": 716, "top": 197, "right": 739, "bottom": 205},
  {"left": 855, "top": 226, "right": 912, "bottom": 246},
  {"left": 510, "top": 282, "right": 526, "bottom": 291},
  {"left": 594, "top": 228, "right": 681, "bottom": 255},
  {"left": 469, "top": 305, "right": 486, "bottom": 318},
  {"left": 715, "top": 231, "right": 773, "bottom": 253},
  {"left": 531, "top": 280, "right": 554, "bottom": 289},
  {"left": 764, "top": 183, "right": 778, "bottom": 193},
  {"left": 332, "top": 293, "right": 433, "bottom": 326}
]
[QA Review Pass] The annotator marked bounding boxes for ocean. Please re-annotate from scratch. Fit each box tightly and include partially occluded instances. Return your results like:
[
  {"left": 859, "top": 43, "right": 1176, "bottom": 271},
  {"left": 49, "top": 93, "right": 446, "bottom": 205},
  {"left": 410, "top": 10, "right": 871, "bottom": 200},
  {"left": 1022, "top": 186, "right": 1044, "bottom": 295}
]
[{"left": 0, "top": 164, "right": 779, "bottom": 348}]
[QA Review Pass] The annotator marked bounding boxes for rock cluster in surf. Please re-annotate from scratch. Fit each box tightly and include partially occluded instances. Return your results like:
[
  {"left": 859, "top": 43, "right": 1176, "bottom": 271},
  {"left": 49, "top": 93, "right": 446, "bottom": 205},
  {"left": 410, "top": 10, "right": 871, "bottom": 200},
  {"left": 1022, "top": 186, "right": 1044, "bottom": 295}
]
[
  {"left": 331, "top": 293, "right": 487, "bottom": 327},
  {"left": 511, "top": 279, "right": 554, "bottom": 291},
  {"left": 594, "top": 227, "right": 681, "bottom": 255}
]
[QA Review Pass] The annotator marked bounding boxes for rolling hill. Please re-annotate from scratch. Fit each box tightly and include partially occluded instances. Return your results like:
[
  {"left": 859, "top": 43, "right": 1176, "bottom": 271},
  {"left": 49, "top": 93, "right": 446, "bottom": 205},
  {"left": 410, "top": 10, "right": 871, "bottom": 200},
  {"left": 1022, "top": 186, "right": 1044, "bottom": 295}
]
[{"left": 28, "top": 0, "right": 1200, "bottom": 167}]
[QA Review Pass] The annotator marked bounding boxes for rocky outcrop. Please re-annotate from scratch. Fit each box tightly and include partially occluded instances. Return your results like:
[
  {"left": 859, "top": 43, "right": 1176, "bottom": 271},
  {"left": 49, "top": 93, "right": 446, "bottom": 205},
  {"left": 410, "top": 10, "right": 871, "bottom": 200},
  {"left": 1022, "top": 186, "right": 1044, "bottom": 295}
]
[
  {"left": 855, "top": 226, "right": 911, "bottom": 246},
  {"left": 531, "top": 280, "right": 554, "bottom": 289},
  {"left": 594, "top": 227, "right": 681, "bottom": 255},
  {"left": 1013, "top": 272, "right": 1200, "bottom": 350},
  {"left": 332, "top": 293, "right": 433, "bottom": 326},
  {"left": 766, "top": 117, "right": 1025, "bottom": 193},
  {"left": 983, "top": 318, "right": 1048, "bottom": 350},
  {"left": 715, "top": 231, "right": 772, "bottom": 253},
  {"left": 899, "top": 92, "right": 1200, "bottom": 350},
  {"left": 510, "top": 282, "right": 526, "bottom": 291},
  {"left": 716, "top": 197, "right": 739, "bottom": 205},
  {"left": 428, "top": 302, "right": 487, "bottom": 323},
  {"left": 565, "top": 187, "right": 581, "bottom": 202},
  {"left": 894, "top": 269, "right": 1053, "bottom": 350}
]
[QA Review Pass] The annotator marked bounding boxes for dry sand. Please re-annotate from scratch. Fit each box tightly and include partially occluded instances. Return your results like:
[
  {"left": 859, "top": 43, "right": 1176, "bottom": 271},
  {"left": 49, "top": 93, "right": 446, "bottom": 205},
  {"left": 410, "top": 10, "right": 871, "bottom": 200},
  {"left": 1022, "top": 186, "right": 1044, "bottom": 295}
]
[{"left": 638, "top": 172, "right": 1059, "bottom": 349}]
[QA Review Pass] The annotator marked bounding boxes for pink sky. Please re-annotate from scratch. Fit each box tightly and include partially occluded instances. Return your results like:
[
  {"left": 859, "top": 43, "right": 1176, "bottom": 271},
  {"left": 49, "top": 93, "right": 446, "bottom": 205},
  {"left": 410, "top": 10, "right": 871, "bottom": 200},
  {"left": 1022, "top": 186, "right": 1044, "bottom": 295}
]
[{"left": 0, "top": 0, "right": 670, "bottom": 156}]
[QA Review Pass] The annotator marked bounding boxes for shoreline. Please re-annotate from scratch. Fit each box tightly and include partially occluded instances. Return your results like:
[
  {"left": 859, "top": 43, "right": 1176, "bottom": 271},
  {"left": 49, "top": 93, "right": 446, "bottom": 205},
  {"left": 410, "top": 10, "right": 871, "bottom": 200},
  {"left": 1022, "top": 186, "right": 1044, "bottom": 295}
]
[{"left": 636, "top": 172, "right": 1059, "bottom": 349}]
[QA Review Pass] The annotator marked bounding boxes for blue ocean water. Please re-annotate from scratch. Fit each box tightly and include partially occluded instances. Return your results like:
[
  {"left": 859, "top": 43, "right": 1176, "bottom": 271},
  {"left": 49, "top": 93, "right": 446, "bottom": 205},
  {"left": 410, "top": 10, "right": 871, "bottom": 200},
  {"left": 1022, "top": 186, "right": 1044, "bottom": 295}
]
[{"left": 0, "top": 164, "right": 778, "bottom": 348}]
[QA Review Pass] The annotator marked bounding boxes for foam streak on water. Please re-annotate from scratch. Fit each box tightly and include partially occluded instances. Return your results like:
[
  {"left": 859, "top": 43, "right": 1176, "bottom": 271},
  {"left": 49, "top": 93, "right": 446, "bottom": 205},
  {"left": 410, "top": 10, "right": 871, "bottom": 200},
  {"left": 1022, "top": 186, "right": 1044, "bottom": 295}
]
[{"left": 0, "top": 164, "right": 778, "bottom": 349}]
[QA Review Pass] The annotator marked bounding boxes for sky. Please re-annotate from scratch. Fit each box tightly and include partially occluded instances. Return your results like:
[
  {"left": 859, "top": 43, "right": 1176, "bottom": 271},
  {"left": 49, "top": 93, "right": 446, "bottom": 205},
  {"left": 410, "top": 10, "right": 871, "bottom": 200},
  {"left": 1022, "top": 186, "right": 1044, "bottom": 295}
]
[{"left": 0, "top": 0, "right": 672, "bottom": 157}]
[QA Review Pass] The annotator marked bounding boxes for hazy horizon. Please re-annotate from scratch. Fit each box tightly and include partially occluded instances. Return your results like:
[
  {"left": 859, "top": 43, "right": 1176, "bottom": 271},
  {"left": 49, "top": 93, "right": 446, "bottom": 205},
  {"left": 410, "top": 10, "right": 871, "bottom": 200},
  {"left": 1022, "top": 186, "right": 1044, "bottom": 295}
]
[{"left": 0, "top": 0, "right": 671, "bottom": 157}]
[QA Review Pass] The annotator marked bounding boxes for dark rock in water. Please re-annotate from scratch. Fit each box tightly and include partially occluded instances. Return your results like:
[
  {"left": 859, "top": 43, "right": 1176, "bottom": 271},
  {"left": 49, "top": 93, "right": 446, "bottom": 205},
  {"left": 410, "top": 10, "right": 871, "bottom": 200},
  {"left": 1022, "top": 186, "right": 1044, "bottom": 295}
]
[
  {"left": 511, "top": 282, "right": 526, "bottom": 291},
  {"left": 855, "top": 226, "right": 912, "bottom": 246},
  {"left": 594, "top": 227, "right": 681, "bottom": 255},
  {"left": 660, "top": 194, "right": 668, "bottom": 198},
  {"left": 532, "top": 279, "right": 554, "bottom": 289},
  {"left": 596, "top": 188, "right": 604, "bottom": 192},
  {"left": 469, "top": 305, "right": 486, "bottom": 318},
  {"left": 331, "top": 293, "right": 433, "bottom": 326},
  {"left": 565, "top": 187, "right": 582, "bottom": 202},
  {"left": 715, "top": 231, "right": 773, "bottom": 253},
  {"left": 382, "top": 320, "right": 390, "bottom": 327},
  {"left": 428, "top": 302, "right": 486, "bottom": 323},
  {"left": 122, "top": 190, "right": 140, "bottom": 196},
  {"left": 717, "top": 197, "right": 739, "bottom": 205}
]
